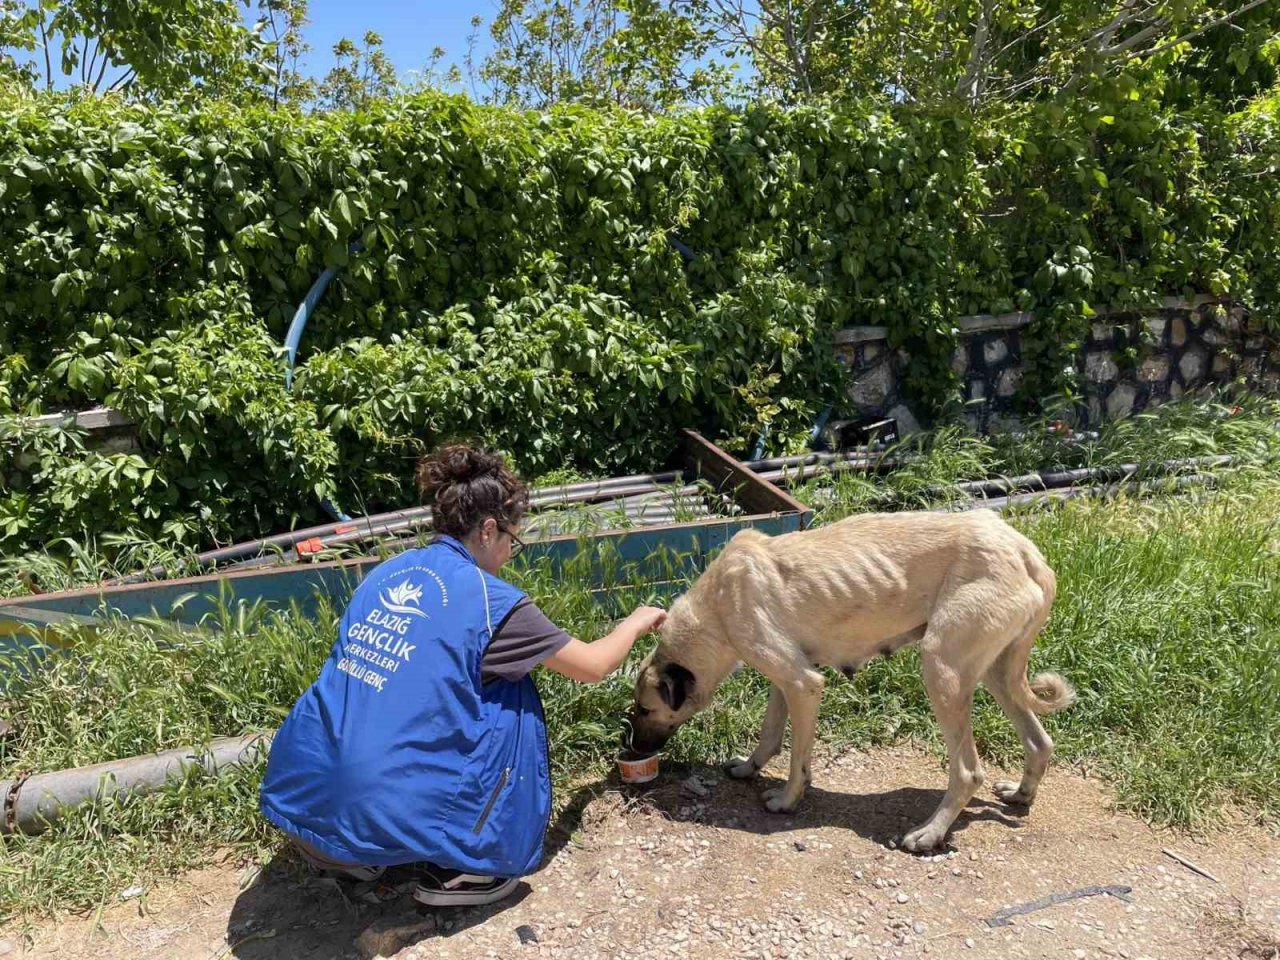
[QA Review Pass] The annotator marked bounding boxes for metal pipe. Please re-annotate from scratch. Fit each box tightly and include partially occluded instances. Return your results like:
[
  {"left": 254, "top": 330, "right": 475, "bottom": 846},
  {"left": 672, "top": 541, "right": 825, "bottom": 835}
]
[
  {"left": 943, "top": 473, "right": 1216, "bottom": 515},
  {"left": 744, "top": 449, "right": 885, "bottom": 472},
  {"left": 755, "top": 456, "right": 902, "bottom": 484},
  {"left": 1, "top": 734, "right": 273, "bottom": 836},
  {"left": 118, "top": 470, "right": 695, "bottom": 582}
]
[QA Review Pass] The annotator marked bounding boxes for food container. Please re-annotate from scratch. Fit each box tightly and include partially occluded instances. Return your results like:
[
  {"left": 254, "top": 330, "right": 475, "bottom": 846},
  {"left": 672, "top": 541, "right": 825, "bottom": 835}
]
[{"left": 616, "top": 750, "right": 660, "bottom": 784}]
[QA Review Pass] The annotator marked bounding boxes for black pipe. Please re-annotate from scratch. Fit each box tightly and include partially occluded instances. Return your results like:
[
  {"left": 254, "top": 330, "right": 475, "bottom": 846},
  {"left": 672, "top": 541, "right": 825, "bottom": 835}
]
[{"left": 942, "top": 473, "right": 1217, "bottom": 515}]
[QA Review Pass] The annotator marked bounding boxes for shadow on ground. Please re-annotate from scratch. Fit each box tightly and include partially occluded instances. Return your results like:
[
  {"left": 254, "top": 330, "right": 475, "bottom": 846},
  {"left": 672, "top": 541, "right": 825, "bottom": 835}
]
[
  {"left": 223, "top": 785, "right": 600, "bottom": 959},
  {"left": 598, "top": 760, "right": 1026, "bottom": 850},
  {"left": 224, "top": 765, "right": 1025, "bottom": 957}
]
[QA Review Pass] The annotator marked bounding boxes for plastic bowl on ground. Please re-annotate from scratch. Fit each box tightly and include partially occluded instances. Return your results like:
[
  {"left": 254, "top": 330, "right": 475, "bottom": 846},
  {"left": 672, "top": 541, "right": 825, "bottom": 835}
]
[{"left": 616, "top": 750, "right": 660, "bottom": 784}]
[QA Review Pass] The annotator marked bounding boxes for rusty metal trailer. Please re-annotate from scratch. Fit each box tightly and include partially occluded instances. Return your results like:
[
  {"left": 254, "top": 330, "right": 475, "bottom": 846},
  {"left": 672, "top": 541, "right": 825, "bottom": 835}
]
[{"left": 0, "top": 430, "right": 811, "bottom": 645}]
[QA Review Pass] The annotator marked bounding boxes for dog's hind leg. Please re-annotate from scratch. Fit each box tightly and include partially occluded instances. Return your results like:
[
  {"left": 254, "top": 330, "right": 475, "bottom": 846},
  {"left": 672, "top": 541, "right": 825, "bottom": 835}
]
[
  {"left": 902, "top": 648, "right": 985, "bottom": 852},
  {"left": 984, "top": 663, "right": 1054, "bottom": 807},
  {"left": 726, "top": 683, "right": 787, "bottom": 779},
  {"left": 984, "top": 568, "right": 1066, "bottom": 808}
]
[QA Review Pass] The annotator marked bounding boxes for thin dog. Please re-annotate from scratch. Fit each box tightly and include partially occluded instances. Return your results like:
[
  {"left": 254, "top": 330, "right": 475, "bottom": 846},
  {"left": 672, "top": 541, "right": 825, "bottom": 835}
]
[{"left": 627, "top": 510, "right": 1074, "bottom": 851}]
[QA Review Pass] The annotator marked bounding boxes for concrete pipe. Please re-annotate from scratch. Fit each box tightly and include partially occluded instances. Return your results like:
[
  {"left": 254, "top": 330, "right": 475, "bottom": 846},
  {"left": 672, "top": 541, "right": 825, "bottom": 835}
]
[{"left": 1, "top": 732, "right": 274, "bottom": 836}]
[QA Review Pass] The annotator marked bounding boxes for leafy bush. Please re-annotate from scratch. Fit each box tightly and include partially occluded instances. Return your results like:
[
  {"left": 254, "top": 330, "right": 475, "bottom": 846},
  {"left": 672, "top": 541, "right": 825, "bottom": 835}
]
[{"left": 1, "top": 86, "right": 1276, "bottom": 554}]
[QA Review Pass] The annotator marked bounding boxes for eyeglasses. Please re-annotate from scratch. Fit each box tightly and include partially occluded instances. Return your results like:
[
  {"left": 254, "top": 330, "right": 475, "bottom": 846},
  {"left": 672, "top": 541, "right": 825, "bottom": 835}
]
[{"left": 502, "top": 526, "right": 526, "bottom": 559}]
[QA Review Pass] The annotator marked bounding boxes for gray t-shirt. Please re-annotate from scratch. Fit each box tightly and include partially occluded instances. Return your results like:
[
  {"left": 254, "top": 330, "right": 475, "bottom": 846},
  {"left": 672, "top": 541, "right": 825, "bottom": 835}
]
[{"left": 481, "top": 598, "right": 572, "bottom": 683}]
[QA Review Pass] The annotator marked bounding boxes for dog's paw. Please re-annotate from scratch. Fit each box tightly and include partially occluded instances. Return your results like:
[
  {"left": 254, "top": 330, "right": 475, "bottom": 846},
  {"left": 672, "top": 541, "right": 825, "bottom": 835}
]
[
  {"left": 725, "top": 757, "right": 759, "bottom": 780},
  {"left": 993, "top": 780, "right": 1035, "bottom": 806},
  {"left": 761, "top": 787, "right": 797, "bottom": 814},
  {"left": 901, "top": 823, "right": 947, "bottom": 853}
]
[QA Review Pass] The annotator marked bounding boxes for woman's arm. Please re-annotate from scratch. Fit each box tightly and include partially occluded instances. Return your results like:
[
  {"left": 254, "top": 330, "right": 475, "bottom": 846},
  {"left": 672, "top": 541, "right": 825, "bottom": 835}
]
[{"left": 542, "top": 606, "right": 667, "bottom": 683}]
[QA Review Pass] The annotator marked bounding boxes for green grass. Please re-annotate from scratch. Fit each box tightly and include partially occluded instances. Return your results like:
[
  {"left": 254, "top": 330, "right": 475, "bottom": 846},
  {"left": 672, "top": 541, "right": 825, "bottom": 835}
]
[{"left": 1, "top": 395, "right": 1278, "bottom": 921}]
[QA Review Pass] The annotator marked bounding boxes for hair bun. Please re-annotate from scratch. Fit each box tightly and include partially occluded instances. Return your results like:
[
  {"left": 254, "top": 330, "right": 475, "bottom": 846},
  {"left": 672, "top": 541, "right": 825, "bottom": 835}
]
[
  {"left": 438, "top": 445, "right": 497, "bottom": 484},
  {"left": 416, "top": 442, "right": 520, "bottom": 508}
]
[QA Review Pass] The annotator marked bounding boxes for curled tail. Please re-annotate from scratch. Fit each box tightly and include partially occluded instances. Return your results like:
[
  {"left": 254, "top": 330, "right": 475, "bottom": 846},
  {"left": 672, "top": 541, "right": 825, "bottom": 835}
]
[
  {"left": 1025, "top": 671, "right": 1076, "bottom": 715},
  {"left": 1011, "top": 539, "right": 1075, "bottom": 716}
]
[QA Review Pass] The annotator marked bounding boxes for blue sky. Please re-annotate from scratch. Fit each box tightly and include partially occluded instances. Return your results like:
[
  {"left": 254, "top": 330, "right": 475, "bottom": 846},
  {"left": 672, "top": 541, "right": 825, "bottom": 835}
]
[{"left": 297, "top": 1, "right": 498, "bottom": 89}]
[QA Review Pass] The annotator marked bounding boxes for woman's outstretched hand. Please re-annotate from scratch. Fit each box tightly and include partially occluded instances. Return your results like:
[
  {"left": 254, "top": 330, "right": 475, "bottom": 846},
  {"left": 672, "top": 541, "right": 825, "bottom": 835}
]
[
  {"left": 543, "top": 605, "right": 666, "bottom": 684},
  {"left": 625, "top": 605, "right": 667, "bottom": 635}
]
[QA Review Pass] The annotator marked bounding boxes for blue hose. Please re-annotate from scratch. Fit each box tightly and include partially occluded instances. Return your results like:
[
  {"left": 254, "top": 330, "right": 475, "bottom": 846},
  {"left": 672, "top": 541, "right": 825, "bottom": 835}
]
[
  {"left": 284, "top": 239, "right": 366, "bottom": 391},
  {"left": 666, "top": 233, "right": 697, "bottom": 263},
  {"left": 283, "top": 239, "right": 366, "bottom": 522},
  {"left": 809, "top": 406, "right": 833, "bottom": 450}
]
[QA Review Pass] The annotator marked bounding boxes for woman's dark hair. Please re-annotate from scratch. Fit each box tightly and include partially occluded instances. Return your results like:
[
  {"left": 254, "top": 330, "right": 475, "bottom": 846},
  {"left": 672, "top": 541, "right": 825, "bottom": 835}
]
[{"left": 415, "top": 443, "right": 529, "bottom": 539}]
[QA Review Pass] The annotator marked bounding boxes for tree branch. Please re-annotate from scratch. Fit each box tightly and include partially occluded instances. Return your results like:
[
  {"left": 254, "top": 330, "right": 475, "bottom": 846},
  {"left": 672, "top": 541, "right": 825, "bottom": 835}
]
[
  {"left": 988, "top": 13, "right": 1063, "bottom": 66},
  {"left": 106, "top": 67, "right": 135, "bottom": 93},
  {"left": 92, "top": 47, "right": 110, "bottom": 92},
  {"left": 706, "top": 0, "right": 801, "bottom": 95},
  {"left": 1134, "top": 0, "right": 1276, "bottom": 60},
  {"left": 1098, "top": 20, "right": 1166, "bottom": 57},
  {"left": 82, "top": 36, "right": 93, "bottom": 85},
  {"left": 1088, "top": 0, "right": 1151, "bottom": 49},
  {"left": 955, "top": 0, "right": 992, "bottom": 100},
  {"left": 37, "top": 11, "right": 53, "bottom": 90}
]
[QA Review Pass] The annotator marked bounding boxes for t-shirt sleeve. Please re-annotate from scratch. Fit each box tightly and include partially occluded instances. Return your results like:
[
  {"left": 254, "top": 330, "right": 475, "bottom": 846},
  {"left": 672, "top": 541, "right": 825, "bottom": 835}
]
[{"left": 481, "top": 598, "right": 573, "bottom": 683}]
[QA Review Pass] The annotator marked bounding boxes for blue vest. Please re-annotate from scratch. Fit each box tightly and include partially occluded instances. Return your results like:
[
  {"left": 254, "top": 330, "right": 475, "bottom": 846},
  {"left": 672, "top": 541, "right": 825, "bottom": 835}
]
[{"left": 259, "top": 536, "right": 552, "bottom": 877}]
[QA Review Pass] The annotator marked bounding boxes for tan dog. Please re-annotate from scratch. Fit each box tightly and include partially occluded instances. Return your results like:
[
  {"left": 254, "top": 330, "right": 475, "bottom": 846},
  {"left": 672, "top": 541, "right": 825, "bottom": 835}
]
[{"left": 627, "top": 510, "right": 1074, "bottom": 851}]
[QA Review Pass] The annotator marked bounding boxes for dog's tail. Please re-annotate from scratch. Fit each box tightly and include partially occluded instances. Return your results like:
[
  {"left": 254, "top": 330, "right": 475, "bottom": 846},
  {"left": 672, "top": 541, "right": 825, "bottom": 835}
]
[
  {"left": 1024, "top": 671, "right": 1075, "bottom": 715},
  {"left": 1001, "top": 542, "right": 1076, "bottom": 716}
]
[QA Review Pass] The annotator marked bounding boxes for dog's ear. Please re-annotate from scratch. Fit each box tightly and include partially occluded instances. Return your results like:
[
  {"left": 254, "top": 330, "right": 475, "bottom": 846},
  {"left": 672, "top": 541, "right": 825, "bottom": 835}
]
[{"left": 658, "top": 663, "right": 695, "bottom": 711}]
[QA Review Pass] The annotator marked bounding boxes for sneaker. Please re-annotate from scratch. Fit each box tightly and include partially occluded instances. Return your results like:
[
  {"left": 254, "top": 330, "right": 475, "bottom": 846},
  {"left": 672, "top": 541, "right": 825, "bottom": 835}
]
[
  {"left": 306, "top": 861, "right": 386, "bottom": 883},
  {"left": 411, "top": 868, "right": 520, "bottom": 907}
]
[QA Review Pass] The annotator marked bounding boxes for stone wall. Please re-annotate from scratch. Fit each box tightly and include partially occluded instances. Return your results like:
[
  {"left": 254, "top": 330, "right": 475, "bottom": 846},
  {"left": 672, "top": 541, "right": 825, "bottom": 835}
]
[{"left": 834, "top": 297, "right": 1280, "bottom": 435}]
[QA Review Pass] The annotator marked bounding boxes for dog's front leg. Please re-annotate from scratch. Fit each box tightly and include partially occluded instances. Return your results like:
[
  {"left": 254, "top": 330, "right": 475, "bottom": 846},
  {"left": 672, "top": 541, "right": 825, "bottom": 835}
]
[
  {"left": 726, "top": 683, "right": 787, "bottom": 779},
  {"left": 761, "top": 670, "right": 824, "bottom": 813}
]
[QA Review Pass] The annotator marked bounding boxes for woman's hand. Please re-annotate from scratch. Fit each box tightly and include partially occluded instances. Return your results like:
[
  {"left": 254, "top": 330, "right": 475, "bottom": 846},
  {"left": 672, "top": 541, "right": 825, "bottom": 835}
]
[
  {"left": 543, "top": 605, "right": 666, "bottom": 684},
  {"left": 625, "top": 605, "right": 667, "bottom": 635}
]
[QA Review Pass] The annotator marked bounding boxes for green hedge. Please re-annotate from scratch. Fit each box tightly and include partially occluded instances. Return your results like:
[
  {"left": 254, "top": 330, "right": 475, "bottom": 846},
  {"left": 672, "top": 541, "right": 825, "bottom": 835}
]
[{"left": 1, "top": 86, "right": 1276, "bottom": 554}]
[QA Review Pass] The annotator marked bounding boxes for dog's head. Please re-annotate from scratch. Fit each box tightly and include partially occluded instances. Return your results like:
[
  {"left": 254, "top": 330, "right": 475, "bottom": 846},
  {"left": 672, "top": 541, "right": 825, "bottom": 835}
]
[{"left": 625, "top": 593, "right": 732, "bottom": 755}]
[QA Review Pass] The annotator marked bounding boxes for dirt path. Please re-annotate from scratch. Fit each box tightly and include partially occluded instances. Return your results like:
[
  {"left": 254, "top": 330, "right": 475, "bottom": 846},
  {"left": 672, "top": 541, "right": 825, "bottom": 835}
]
[{"left": 5, "top": 746, "right": 1278, "bottom": 960}]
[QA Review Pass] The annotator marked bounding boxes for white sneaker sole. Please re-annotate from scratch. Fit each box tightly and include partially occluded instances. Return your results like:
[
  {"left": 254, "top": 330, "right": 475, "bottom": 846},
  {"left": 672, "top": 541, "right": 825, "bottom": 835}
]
[{"left": 412, "top": 876, "right": 520, "bottom": 907}]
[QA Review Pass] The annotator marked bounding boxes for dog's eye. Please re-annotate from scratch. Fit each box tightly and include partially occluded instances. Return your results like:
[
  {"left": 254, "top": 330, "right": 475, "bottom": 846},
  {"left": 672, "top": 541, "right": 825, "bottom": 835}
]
[{"left": 635, "top": 706, "right": 651, "bottom": 717}]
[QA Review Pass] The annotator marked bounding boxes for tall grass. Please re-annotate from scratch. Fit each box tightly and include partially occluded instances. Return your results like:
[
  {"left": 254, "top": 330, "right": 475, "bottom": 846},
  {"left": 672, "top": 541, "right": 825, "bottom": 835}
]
[{"left": 1, "top": 396, "right": 1278, "bottom": 920}]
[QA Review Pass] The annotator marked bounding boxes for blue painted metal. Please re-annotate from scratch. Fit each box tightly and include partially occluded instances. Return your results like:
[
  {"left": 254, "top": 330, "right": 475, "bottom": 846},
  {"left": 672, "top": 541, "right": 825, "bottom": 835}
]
[
  {"left": 0, "top": 513, "right": 803, "bottom": 647},
  {"left": 0, "top": 431, "right": 810, "bottom": 645}
]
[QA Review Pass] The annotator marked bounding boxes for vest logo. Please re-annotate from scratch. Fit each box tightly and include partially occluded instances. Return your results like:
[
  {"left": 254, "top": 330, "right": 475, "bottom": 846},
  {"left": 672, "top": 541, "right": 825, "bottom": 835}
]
[{"left": 379, "top": 579, "right": 429, "bottom": 619}]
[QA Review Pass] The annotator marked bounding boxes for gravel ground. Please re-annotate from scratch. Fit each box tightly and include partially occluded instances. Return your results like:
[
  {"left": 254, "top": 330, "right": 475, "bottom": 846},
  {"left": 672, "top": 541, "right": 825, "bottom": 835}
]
[{"left": 7, "top": 745, "right": 1279, "bottom": 960}]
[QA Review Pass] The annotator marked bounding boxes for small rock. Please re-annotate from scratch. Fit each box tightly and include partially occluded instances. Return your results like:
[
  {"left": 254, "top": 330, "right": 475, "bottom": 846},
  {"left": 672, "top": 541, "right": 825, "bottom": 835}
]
[
  {"left": 794, "top": 841, "right": 807, "bottom": 852},
  {"left": 0, "top": 940, "right": 13, "bottom": 957},
  {"left": 968, "top": 851, "right": 979, "bottom": 861},
  {"left": 895, "top": 893, "right": 910, "bottom": 904},
  {"left": 119, "top": 885, "right": 144, "bottom": 901},
  {"left": 682, "top": 776, "right": 710, "bottom": 798},
  {"left": 964, "top": 938, "right": 975, "bottom": 949},
  {"left": 516, "top": 925, "right": 540, "bottom": 945},
  {"left": 912, "top": 921, "right": 927, "bottom": 935},
  {"left": 355, "top": 917, "right": 435, "bottom": 960},
  {"left": 1073, "top": 951, "right": 1087, "bottom": 960}
]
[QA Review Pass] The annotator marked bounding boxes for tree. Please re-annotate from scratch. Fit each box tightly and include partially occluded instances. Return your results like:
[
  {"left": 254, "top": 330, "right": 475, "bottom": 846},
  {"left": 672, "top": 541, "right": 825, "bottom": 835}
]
[
  {"left": 478, "top": 0, "right": 736, "bottom": 110},
  {"left": 477, "top": 0, "right": 1280, "bottom": 110},
  {"left": 681, "top": 0, "right": 1280, "bottom": 106},
  {"left": 256, "top": 0, "right": 314, "bottom": 107},
  {"left": 0, "top": 0, "right": 270, "bottom": 98},
  {"left": 318, "top": 29, "right": 397, "bottom": 111}
]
